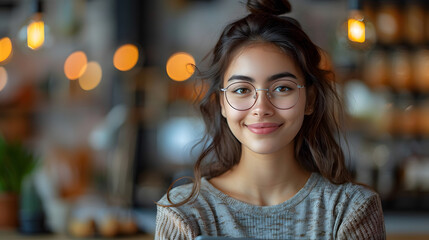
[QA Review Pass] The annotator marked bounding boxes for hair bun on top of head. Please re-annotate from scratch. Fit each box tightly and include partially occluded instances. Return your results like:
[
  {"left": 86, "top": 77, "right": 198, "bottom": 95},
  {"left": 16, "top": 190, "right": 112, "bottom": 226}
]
[{"left": 246, "top": 0, "right": 291, "bottom": 15}]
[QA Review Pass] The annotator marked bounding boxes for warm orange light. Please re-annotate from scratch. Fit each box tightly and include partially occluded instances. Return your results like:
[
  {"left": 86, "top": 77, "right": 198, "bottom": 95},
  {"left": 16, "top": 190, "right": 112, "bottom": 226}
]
[
  {"left": 0, "top": 67, "right": 7, "bottom": 92},
  {"left": 113, "top": 44, "right": 139, "bottom": 71},
  {"left": 79, "top": 61, "right": 102, "bottom": 91},
  {"left": 27, "top": 14, "right": 45, "bottom": 50},
  {"left": 166, "top": 52, "right": 195, "bottom": 81},
  {"left": 64, "top": 51, "right": 88, "bottom": 80},
  {"left": 348, "top": 19, "right": 365, "bottom": 43},
  {"left": 0, "top": 37, "right": 12, "bottom": 63}
]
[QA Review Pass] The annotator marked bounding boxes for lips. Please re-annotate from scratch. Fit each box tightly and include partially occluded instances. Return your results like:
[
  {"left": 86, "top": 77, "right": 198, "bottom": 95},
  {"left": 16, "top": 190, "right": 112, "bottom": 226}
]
[{"left": 246, "top": 123, "right": 282, "bottom": 134}]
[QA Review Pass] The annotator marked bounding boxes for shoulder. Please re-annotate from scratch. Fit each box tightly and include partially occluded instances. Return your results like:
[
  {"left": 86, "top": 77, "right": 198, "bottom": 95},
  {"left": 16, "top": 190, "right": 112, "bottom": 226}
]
[
  {"left": 312, "top": 175, "right": 385, "bottom": 239},
  {"left": 156, "top": 179, "right": 228, "bottom": 237},
  {"left": 156, "top": 178, "right": 224, "bottom": 221},
  {"left": 156, "top": 202, "right": 197, "bottom": 239},
  {"left": 157, "top": 182, "right": 195, "bottom": 207},
  {"left": 309, "top": 174, "right": 382, "bottom": 220},
  {"left": 157, "top": 179, "right": 218, "bottom": 208},
  {"left": 156, "top": 182, "right": 200, "bottom": 223},
  {"left": 314, "top": 174, "right": 379, "bottom": 205},
  {"left": 155, "top": 183, "right": 201, "bottom": 239},
  {"left": 334, "top": 182, "right": 386, "bottom": 238}
]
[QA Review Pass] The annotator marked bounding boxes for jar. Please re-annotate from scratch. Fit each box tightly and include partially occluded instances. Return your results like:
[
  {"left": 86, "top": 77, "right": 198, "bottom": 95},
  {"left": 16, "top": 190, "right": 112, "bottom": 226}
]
[
  {"left": 363, "top": 48, "right": 389, "bottom": 89},
  {"left": 375, "top": 0, "right": 403, "bottom": 45},
  {"left": 425, "top": 1, "right": 429, "bottom": 42},
  {"left": 417, "top": 98, "right": 429, "bottom": 136},
  {"left": 362, "top": 0, "right": 377, "bottom": 24},
  {"left": 413, "top": 48, "right": 429, "bottom": 92},
  {"left": 400, "top": 105, "right": 418, "bottom": 137},
  {"left": 390, "top": 48, "right": 413, "bottom": 91},
  {"left": 404, "top": 0, "right": 426, "bottom": 45},
  {"left": 396, "top": 93, "right": 417, "bottom": 136}
]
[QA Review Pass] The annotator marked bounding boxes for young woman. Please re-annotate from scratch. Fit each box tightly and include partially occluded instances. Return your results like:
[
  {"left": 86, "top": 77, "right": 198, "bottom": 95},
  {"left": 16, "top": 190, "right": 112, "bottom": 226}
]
[{"left": 156, "top": 0, "right": 385, "bottom": 239}]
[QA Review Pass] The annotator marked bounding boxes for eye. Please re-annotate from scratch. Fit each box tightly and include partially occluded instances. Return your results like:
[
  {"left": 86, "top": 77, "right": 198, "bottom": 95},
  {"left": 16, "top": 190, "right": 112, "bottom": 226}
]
[
  {"left": 273, "top": 86, "right": 291, "bottom": 92},
  {"left": 271, "top": 80, "right": 298, "bottom": 95},
  {"left": 233, "top": 87, "right": 252, "bottom": 95}
]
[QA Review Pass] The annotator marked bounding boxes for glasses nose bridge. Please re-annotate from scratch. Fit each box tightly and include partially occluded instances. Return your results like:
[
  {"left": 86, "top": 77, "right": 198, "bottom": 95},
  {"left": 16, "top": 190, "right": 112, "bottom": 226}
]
[
  {"left": 254, "top": 88, "right": 271, "bottom": 99},
  {"left": 253, "top": 88, "right": 272, "bottom": 109}
]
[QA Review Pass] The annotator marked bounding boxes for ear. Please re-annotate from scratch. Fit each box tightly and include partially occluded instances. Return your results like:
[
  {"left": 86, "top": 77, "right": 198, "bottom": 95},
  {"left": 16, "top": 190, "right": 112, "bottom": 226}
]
[
  {"left": 220, "top": 94, "right": 227, "bottom": 118},
  {"left": 304, "top": 85, "right": 316, "bottom": 115}
]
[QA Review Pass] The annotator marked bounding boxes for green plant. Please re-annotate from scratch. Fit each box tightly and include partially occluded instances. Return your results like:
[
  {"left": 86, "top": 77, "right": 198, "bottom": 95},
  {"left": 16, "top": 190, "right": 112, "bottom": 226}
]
[{"left": 0, "top": 136, "right": 38, "bottom": 193}]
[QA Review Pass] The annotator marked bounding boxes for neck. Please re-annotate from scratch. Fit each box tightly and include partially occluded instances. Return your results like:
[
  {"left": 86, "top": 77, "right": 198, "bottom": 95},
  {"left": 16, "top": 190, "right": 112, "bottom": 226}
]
[{"left": 221, "top": 145, "right": 310, "bottom": 206}]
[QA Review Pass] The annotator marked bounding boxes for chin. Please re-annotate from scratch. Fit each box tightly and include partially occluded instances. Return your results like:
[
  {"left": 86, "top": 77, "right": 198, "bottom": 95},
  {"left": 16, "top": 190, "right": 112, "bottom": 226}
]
[
  {"left": 245, "top": 144, "right": 286, "bottom": 155},
  {"left": 243, "top": 137, "right": 295, "bottom": 155}
]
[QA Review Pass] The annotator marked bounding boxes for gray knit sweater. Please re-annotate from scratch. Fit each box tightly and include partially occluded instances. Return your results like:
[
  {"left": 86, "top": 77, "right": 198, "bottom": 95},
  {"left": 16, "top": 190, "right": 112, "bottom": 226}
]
[{"left": 155, "top": 173, "right": 386, "bottom": 239}]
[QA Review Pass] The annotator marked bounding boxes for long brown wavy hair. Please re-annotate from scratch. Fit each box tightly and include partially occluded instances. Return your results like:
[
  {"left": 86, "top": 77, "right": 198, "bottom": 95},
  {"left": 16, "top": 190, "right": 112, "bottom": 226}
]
[{"left": 159, "top": 0, "right": 352, "bottom": 207}]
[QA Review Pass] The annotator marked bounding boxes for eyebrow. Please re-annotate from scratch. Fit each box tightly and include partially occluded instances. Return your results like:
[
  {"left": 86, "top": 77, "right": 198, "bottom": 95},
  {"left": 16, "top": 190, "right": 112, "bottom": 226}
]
[
  {"left": 268, "top": 72, "right": 297, "bottom": 81},
  {"left": 227, "top": 72, "right": 298, "bottom": 82}
]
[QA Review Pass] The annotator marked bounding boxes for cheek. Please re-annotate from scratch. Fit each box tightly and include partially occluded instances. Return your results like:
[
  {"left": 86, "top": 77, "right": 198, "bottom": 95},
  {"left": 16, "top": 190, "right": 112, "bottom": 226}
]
[
  {"left": 280, "top": 102, "right": 307, "bottom": 131},
  {"left": 221, "top": 94, "right": 245, "bottom": 122},
  {"left": 223, "top": 107, "right": 248, "bottom": 134},
  {"left": 282, "top": 107, "right": 305, "bottom": 125},
  {"left": 224, "top": 107, "right": 246, "bottom": 123},
  {"left": 296, "top": 92, "right": 308, "bottom": 115},
  {"left": 280, "top": 109, "right": 306, "bottom": 143}
]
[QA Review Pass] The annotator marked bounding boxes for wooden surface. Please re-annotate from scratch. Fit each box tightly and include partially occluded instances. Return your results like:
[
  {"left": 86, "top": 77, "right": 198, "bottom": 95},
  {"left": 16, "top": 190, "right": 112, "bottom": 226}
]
[
  {"left": 387, "top": 234, "right": 429, "bottom": 240},
  {"left": 0, "top": 231, "right": 154, "bottom": 240},
  {"left": 2, "top": 230, "right": 429, "bottom": 240}
]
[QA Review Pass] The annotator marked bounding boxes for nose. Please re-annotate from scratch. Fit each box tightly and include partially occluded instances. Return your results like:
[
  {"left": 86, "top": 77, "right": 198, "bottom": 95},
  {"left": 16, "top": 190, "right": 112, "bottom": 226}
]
[{"left": 251, "top": 89, "right": 274, "bottom": 116}]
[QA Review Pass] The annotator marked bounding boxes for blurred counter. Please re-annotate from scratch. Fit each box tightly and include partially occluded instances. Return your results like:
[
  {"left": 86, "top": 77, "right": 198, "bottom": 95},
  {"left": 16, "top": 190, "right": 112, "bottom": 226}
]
[
  {"left": 0, "top": 231, "right": 153, "bottom": 240},
  {"left": 385, "top": 212, "right": 429, "bottom": 236},
  {"left": 1, "top": 231, "right": 429, "bottom": 240},
  {"left": 2, "top": 229, "right": 429, "bottom": 240}
]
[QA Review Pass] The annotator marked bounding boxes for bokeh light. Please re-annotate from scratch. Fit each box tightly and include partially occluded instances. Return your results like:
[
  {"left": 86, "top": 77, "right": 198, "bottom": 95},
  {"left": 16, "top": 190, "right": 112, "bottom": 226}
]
[
  {"left": 0, "top": 37, "right": 13, "bottom": 64},
  {"left": 348, "top": 19, "right": 365, "bottom": 43},
  {"left": 166, "top": 52, "right": 195, "bottom": 81},
  {"left": 64, "top": 51, "right": 88, "bottom": 80},
  {"left": 27, "top": 15, "right": 45, "bottom": 50},
  {"left": 158, "top": 117, "right": 205, "bottom": 164},
  {"left": 0, "top": 67, "right": 7, "bottom": 92},
  {"left": 78, "top": 61, "right": 102, "bottom": 91},
  {"left": 113, "top": 44, "right": 139, "bottom": 71}
]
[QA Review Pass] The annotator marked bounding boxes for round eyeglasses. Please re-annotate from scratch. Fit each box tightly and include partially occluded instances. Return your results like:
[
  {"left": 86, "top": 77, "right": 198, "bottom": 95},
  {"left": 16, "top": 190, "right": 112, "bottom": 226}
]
[{"left": 220, "top": 80, "right": 305, "bottom": 111}]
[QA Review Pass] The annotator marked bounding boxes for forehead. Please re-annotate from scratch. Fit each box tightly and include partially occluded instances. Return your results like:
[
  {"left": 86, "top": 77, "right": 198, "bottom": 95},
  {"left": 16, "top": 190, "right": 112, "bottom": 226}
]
[{"left": 224, "top": 42, "right": 303, "bottom": 83}]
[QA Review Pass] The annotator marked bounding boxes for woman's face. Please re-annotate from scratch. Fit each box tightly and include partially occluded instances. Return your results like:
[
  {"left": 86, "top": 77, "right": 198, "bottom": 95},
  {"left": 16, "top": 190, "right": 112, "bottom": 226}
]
[{"left": 221, "top": 42, "right": 309, "bottom": 155}]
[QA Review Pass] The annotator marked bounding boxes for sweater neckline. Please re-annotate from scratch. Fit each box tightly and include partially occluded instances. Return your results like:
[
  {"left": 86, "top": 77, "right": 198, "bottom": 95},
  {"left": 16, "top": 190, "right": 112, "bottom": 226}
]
[{"left": 201, "top": 172, "right": 320, "bottom": 216}]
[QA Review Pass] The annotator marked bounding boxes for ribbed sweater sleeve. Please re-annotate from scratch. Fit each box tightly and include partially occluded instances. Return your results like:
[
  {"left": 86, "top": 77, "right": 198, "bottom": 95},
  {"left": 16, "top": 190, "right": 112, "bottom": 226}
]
[
  {"left": 337, "top": 193, "right": 386, "bottom": 240},
  {"left": 155, "top": 205, "right": 196, "bottom": 240}
]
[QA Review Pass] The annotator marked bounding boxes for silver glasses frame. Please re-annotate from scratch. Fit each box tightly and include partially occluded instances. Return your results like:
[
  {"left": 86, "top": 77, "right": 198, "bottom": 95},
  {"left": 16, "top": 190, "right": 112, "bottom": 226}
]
[{"left": 220, "top": 80, "right": 305, "bottom": 111}]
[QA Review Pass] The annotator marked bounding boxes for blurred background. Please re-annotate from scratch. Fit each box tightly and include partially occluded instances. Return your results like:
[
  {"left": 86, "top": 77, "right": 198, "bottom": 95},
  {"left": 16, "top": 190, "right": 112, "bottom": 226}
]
[{"left": 1, "top": 0, "right": 429, "bottom": 239}]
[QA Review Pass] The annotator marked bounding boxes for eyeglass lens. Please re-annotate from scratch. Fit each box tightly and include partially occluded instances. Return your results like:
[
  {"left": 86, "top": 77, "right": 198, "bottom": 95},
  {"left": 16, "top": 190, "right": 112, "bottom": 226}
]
[{"left": 223, "top": 80, "right": 302, "bottom": 110}]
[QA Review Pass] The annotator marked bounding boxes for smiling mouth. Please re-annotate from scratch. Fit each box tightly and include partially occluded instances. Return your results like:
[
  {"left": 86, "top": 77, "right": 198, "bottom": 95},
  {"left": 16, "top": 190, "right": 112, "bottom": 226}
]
[{"left": 246, "top": 123, "right": 282, "bottom": 134}]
